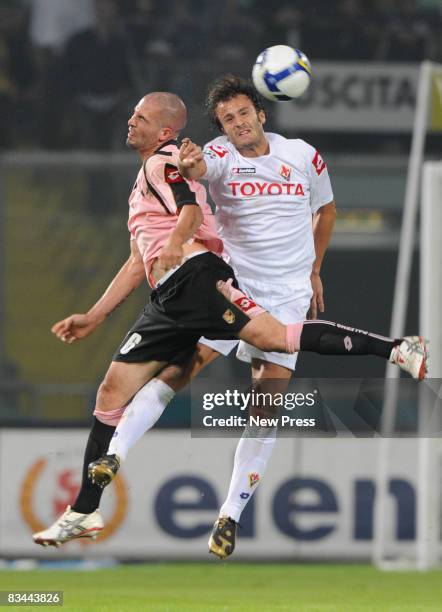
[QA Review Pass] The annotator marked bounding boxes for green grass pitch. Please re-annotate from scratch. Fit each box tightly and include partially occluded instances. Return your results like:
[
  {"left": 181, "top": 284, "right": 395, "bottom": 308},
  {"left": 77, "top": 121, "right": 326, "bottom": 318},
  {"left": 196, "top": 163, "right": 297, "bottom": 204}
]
[{"left": 1, "top": 563, "right": 442, "bottom": 611}]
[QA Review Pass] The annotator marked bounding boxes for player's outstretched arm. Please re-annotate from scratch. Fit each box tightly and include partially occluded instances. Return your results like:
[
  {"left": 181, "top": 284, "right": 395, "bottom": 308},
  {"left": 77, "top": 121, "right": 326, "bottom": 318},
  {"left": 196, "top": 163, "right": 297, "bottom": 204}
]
[
  {"left": 51, "top": 240, "right": 146, "bottom": 344},
  {"left": 157, "top": 204, "right": 204, "bottom": 273},
  {"left": 178, "top": 137, "right": 207, "bottom": 179}
]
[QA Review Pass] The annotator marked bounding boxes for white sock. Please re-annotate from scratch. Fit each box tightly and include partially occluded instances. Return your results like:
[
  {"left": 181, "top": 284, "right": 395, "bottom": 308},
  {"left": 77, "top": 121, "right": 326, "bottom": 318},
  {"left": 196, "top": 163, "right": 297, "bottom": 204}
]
[
  {"left": 219, "top": 426, "right": 276, "bottom": 523},
  {"left": 108, "top": 378, "right": 175, "bottom": 460}
]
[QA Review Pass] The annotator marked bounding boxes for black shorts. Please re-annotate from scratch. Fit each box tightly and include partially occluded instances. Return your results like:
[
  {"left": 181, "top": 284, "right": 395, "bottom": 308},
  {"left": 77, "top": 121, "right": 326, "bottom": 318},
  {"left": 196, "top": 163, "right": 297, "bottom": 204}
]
[{"left": 113, "top": 252, "right": 251, "bottom": 364}]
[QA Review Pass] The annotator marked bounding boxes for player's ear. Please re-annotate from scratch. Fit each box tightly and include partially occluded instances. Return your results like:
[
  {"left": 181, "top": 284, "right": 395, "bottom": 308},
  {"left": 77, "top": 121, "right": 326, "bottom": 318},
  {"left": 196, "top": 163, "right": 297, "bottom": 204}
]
[
  {"left": 258, "top": 110, "right": 266, "bottom": 126},
  {"left": 160, "top": 126, "right": 174, "bottom": 142}
]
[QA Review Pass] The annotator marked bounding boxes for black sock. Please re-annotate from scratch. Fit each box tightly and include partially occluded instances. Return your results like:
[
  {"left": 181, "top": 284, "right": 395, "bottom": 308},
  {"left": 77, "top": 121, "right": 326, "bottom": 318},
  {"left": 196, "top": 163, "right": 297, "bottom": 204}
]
[
  {"left": 300, "top": 321, "right": 401, "bottom": 359},
  {"left": 71, "top": 417, "right": 115, "bottom": 514}
]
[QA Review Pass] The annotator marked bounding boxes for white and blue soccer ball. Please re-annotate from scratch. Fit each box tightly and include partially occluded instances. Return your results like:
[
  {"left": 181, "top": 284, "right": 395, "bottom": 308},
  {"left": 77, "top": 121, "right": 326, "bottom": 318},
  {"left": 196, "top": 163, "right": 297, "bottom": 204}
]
[{"left": 252, "top": 45, "right": 312, "bottom": 101}]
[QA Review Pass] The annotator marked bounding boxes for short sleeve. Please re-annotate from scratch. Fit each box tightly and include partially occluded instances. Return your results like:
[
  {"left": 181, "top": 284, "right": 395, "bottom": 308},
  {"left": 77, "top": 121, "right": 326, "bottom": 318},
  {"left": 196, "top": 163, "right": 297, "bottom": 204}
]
[
  {"left": 304, "top": 143, "right": 334, "bottom": 214},
  {"left": 145, "top": 156, "right": 198, "bottom": 213},
  {"left": 202, "top": 142, "right": 230, "bottom": 183}
]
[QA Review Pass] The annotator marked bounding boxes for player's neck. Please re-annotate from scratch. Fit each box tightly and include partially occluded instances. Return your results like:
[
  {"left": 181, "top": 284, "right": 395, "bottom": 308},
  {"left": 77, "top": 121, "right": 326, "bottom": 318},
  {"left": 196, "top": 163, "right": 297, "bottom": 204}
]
[
  {"left": 138, "top": 145, "right": 158, "bottom": 161},
  {"left": 138, "top": 139, "right": 170, "bottom": 161},
  {"left": 237, "top": 138, "right": 269, "bottom": 158}
]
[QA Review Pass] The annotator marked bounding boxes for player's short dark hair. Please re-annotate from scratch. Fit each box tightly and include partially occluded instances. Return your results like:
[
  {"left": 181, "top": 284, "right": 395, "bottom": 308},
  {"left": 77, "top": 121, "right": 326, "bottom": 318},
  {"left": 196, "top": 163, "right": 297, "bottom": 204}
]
[{"left": 205, "top": 74, "right": 265, "bottom": 131}]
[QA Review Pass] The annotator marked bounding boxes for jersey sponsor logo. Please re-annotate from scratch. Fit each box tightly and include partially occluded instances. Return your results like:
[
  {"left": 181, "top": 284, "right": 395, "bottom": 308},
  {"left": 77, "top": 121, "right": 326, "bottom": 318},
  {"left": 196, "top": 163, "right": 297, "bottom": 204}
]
[
  {"left": 206, "top": 144, "right": 229, "bottom": 158},
  {"left": 312, "top": 150, "right": 327, "bottom": 176},
  {"left": 279, "top": 164, "right": 292, "bottom": 181},
  {"left": 223, "top": 309, "right": 236, "bottom": 324},
  {"left": 165, "top": 166, "right": 185, "bottom": 184},
  {"left": 249, "top": 472, "right": 260, "bottom": 487},
  {"left": 227, "top": 181, "right": 305, "bottom": 197},
  {"left": 231, "top": 167, "right": 256, "bottom": 175},
  {"left": 233, "top": 296, "right": 257, "bottom": 313},
  {"left": 240, "top": 492, "right": 250, "bottom": 499}
]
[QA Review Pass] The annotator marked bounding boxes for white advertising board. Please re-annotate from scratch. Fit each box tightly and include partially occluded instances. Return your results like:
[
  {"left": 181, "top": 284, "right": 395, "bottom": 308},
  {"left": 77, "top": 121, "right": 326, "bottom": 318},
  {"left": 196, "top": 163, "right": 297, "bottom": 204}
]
[
  {"left": 0, "top": 429, "right": 420, "bottom": 560},
  {"left": 277, "top": 63, "right": 419, "bottom": 132}
]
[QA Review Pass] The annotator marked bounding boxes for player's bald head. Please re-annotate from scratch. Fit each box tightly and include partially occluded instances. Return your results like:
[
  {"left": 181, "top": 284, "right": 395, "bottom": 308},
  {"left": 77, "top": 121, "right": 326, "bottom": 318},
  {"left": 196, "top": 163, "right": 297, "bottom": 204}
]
[{"left": 142, "top": 92, "right": 187, "bottom": 135}]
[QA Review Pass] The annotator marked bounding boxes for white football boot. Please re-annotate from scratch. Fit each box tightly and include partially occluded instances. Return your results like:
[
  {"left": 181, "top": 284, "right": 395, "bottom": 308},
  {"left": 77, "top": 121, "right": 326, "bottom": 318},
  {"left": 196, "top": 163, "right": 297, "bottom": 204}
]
[
  {"left": 389, "top": 336, "right": 428, "bottom": 380},
  {"left": 33, "top": 505, "right": 104, "bottom": 547}
]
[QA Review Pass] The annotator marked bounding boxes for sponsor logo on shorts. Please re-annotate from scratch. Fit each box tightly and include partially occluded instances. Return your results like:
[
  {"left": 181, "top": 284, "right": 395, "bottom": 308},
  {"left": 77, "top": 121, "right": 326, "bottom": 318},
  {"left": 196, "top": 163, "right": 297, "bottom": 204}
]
[
  {"left": 249, "top": 472, "right": 260, "bottom": 487},
  {"left": 120, "top": 332, "right": 142, "bottom": 354},
  {"left": 344, "top": 336, "right": 353, "bottom": 352},
  {"left": 234, "top": 297, "right": 257, "bottom": 313},
  {"left": 279, "top": 164, "right": 292, "bottom": 181},
  {"left": 231, "top": 167, "right": 256, "bottom": 175},
  {"left": 223, "top": 309, "right": 236, "bottom": 324}
]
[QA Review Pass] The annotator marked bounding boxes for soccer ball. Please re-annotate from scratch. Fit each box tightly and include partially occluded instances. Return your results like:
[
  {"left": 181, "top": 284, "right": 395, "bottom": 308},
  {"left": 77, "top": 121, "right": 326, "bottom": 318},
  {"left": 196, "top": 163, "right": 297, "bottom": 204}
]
[{"left": 252, "top": 45, "right": 312, "bottom": 101}]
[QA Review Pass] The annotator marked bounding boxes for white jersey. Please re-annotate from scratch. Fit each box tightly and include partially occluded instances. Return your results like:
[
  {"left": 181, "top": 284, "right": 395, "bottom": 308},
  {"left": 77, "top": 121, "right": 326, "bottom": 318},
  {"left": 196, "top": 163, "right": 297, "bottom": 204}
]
[{"left": 203, "top": 132, "right": 334, "bottom": 283}]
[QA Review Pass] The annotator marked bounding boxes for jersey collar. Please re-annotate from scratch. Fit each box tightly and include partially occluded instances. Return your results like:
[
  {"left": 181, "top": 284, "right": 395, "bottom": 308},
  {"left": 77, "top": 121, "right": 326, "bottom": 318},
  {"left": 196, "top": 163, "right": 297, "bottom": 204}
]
[{"left": 154, "top": 140, "right": 177, "bottom": 154}]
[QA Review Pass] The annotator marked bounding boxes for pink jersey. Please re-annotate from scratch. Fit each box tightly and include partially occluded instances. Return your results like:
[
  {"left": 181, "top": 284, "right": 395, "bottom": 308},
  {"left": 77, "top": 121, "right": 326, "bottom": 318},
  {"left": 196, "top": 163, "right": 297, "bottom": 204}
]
[{"left": 128, "top": 141, "right": 223, "bottom": 286}]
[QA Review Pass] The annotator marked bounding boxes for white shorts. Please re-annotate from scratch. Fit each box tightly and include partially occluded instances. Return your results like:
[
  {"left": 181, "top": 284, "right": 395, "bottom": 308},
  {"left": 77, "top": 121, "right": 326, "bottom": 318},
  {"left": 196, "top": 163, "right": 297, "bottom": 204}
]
[{"left": 200, "top": 276, "right": 312, "bottom": 371}]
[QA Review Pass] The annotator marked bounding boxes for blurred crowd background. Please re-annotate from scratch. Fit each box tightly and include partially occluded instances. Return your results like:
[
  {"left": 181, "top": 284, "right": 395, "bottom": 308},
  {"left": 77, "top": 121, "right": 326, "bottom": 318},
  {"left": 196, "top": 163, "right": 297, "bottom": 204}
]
[{"left": 1, "top": 0, "right": 442, "bottom": 150}]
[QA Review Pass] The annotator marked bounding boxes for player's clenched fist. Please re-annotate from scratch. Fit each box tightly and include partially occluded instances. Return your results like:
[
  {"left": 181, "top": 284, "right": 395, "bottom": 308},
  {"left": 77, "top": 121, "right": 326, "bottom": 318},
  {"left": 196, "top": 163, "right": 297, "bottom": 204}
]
[
  {"left": 179, "top": 137, "right": 203, "bottom": 168},
  {"left": 51, "top": 314, "right": 100, "bottom": 344}
]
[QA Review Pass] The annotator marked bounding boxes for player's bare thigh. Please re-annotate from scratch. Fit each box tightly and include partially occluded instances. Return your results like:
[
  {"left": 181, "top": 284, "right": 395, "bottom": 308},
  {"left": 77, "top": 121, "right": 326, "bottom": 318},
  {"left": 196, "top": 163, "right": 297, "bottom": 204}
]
[
  {"left": 252, "top": 359, "right": 292, "bottom": 381},
  {"left": 157, "top": 343, "right": 221, "bottom": 392},
  {"left": 215, "top": 279, "right": 287, "bottom": 352},
  {"left": 96, "top": 360, "right": 167, "bottom": 412},
  {"left": 239, "top": 313, "right": 287, "bottom": 353},
  {"left": 250, "top": 358, "right": 292, "bottom": 418}
]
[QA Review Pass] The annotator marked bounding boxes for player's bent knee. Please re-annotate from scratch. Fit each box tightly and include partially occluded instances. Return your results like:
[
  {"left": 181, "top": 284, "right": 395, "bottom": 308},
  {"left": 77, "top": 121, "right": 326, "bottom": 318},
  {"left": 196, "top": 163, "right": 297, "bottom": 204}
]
[
  {"left": 96, "top": 378, "right": 122, "bottom": 411},
  {"left": 157, "top": 364, "right": 188, "bottom": 391}
]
